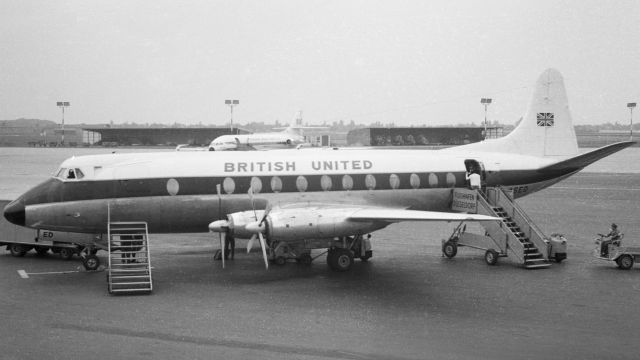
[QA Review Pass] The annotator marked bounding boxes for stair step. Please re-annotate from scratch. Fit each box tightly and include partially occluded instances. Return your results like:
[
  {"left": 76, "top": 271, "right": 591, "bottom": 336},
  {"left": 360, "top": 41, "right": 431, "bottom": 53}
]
[
  {"left": 525, "top": 258, "right": 547, "bottom": 264},
  {"left": 524, "top": 262, "right": 552, "bottom": 269},
  {"left": 111, "top": 275, "right": 151, "bottom": 280},
  {"left": 111, "top": 281, "right": 151, "bottom": 285},
  {"left": 108, "top": 221, "right": 153, "bottom": 296},
  {"left": 109, "top": 288, "right": 152, "bottom": 294}
]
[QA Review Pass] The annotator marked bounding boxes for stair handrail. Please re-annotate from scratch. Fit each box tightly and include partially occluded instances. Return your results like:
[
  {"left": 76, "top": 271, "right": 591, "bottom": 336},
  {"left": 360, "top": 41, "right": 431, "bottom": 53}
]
[
  {"left": 475, "top": 190, "right": 525, "bottom": 264},
  {"left": 142, "top": 223, "right": 153, "bottom": 292},
  {"left": 495, "top": 187, "right": 549, "bottom": 260}
]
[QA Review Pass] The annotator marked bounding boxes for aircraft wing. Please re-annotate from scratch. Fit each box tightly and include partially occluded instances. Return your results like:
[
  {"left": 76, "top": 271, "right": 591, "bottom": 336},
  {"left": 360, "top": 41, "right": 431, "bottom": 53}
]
[
  {"left": 347, "top": 208, "right": 500, "bottom": 223},
  {"left": 234, "top": 138, "right": 258, "bottom": 151},
  {"left": 271, "top": 203, "right": 501, "bottom": 223}
]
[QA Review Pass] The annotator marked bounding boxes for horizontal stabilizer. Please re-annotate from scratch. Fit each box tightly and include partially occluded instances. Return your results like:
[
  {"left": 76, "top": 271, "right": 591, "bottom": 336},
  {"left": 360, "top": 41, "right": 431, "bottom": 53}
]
[
  {"left": 540, "top": 141, "right": 635, "bottom": 173},
  {"left": 348, "top": 209, "right": 500, "bottom": 223}
]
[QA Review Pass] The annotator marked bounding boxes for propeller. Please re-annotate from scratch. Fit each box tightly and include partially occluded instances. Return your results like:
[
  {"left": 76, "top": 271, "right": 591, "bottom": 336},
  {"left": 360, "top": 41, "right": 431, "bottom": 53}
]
[
  {"left": 247, "top": 186, "right": 269, "bottom": 269},
  {"left": 246, "top": 202, "right": 272, "bottom": 253},
  {"left": 216, "top": 184, "right": 226, "bottom": 268}
]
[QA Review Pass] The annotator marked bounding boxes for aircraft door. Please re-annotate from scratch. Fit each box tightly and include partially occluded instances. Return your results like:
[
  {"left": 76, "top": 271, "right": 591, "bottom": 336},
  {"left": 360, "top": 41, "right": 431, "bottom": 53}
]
[{"left": 464, "top": 159, "right": 485, "bottom": 188}]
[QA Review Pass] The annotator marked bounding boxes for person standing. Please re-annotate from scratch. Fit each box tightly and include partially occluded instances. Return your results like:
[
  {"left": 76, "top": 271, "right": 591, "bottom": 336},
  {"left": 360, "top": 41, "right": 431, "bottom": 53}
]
[{"left": 466, "top": 169, "right": 481, "bottom": 190}]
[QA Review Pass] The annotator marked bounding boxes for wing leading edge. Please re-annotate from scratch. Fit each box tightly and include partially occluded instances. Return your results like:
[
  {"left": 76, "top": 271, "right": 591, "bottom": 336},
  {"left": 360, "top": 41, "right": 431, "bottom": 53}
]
[{"left": 347, "top": 208, "right": 500, "bottom": 223}]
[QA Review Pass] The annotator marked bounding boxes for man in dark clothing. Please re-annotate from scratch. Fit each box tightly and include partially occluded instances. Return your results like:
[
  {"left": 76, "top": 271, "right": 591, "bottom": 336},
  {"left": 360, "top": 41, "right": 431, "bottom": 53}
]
[{"left": 599, "top": 223, "right": 621, "bottom": 257}]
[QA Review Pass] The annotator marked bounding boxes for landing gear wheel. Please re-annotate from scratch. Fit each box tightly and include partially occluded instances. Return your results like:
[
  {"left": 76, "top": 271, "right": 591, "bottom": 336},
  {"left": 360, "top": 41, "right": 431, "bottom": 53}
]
[
  {"left": 35, "top": 246, "right": 49, "bottom": 256},
  {"left": 82, "top": 254, "right": 101, "bottom": 271},
  {"left": 443, "top": 241, "right": 458, "bottom": 258},
  {"left": 485, "top": 249, "right": 499, "bottom": 266},
  {"left": 274, "top": 256, "right": 287, "bottom": 266},
  {"left": 9, "top": 244, "right": 28, "bottom": 257},
  {"left": 59, "top": 248, "right": 75, "bottom": 260},
  {"left": 297, "top": 253, "right": 313, "bottom": 265},
  {"left": 329, "top": 248, "right": 354, "bottom": 272},
  {"left": 554, "top": 253, "right": 566, "bottom": 263},
  {"left": 616, "top": 254, "right": 634, "bottom": 270}
]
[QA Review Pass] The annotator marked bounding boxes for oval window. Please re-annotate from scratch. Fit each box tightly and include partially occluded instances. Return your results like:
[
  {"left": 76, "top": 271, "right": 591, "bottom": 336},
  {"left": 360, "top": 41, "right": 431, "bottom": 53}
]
[
  {"left": 223, "top": 177, "right": 235, "bottom": 194},
  {"left": 365, "top": 174, "right": 376, "bottom": 190},
  {"left": 166, "top": 178, "right": 179, "bottom": 196},
  {"left": 342, "top": 174, "right": 353, "bottom": 190},
  {"left": 296, "top": 176, "right": 308, "bottom": 192},
  {"left": 389, "top": 174, "right": 400, "bottom": 189},
  {"left": 409, "top": 174, "right": 420, "bottom": 189},
  {"left": 428, "top": 173, "right": 438, "bottom": 188},
  {"left": 320, "top": 175, "right": 332, "bottom": 191},
  {"left": 250, "top": 176, "right": 262, "bottom": 193},
  {"left": 446, "top": 173, "right": 456, "bottom": 187},
  {"left": 270, "top": 176, "right": 282, "bottom": 193}
]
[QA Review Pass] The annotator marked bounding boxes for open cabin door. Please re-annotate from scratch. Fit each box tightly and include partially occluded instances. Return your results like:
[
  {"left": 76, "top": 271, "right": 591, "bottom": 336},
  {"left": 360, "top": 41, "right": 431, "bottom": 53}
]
[{"left": 464, "top": 159, "right": 486, "bottom": 181}]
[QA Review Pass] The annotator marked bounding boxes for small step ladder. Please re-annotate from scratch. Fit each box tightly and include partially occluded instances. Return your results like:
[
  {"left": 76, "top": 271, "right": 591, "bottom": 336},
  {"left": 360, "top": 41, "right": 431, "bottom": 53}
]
[
  {"left": 107, "top": 222, "right": 153, "bottom": 294},
  {"left": 492, "top": 206, "right": 550, "bottom": 269}
]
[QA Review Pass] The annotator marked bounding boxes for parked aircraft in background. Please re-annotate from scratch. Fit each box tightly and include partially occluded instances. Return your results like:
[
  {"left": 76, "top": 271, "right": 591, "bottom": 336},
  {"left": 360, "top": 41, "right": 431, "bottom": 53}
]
[
  {"left": 206, "top": 123, "right": 312, "bottom": 151},
  {"left": 4, "top": 69, "right": 634, "bottom": 272}
]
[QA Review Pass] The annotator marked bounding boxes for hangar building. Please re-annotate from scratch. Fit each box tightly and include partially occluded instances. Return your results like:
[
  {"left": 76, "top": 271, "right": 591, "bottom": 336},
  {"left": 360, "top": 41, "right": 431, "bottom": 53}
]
[
  {"left": 82, "top": 127, "right": 249, "bottom": 146},
  {"left": 346, "top": 127, "right": 504, "bottom": 147}
]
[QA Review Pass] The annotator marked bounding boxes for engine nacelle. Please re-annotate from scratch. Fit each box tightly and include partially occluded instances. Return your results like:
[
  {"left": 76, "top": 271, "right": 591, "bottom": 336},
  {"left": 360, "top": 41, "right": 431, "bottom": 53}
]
[
  {"left": 264, "top": 208, "right": 387, "bottom": 242},
  {"left": 226, "top": 210, "right": 264, "bottom": 239}
]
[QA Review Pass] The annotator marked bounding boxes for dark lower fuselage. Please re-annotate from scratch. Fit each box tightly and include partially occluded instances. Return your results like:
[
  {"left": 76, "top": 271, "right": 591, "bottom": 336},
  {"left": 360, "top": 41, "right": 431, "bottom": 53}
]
[{"left": 6, "top": 167, "right": 572, "bottom": 233}]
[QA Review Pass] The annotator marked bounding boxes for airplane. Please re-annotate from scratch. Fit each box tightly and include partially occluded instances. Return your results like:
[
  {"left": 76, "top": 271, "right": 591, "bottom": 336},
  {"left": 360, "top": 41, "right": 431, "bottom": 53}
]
[
  {"left": 206, "top": 123, "right": 319, "bottom": 151},
  {"left": 3, "top": 69, "right": 635, "bottom": 272}
]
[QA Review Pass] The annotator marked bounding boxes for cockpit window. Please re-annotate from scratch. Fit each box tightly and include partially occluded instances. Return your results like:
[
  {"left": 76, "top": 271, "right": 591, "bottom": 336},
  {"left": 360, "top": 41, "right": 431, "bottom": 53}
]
[
  {"left": 54, "top": 167, "right": 85, "bottom": 180},
  {"left": 55, "top": 168, "right": 67, "bottom": 178}
]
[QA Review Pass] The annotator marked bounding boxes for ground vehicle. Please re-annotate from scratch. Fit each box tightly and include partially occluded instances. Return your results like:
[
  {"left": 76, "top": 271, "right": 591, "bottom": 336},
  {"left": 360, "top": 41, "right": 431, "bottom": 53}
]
[
  {"left": 1, "top": 200, "right": 104, "bottom": 270},
  {"left": 593, "top": 235, "right": 639, "bottom": 270},
  {"left": 546, "top": 233, "right": 567, "bottom": 262}
]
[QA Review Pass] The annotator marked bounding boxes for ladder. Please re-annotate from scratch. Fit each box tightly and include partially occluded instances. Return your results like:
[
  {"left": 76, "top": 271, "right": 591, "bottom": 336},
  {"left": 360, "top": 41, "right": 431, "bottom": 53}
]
[
  {"left": 477, "top": 188, "right": 551, "bottom": 269},
  {"left": 107, "top": 222, "right": 153, "bottom": 294}
]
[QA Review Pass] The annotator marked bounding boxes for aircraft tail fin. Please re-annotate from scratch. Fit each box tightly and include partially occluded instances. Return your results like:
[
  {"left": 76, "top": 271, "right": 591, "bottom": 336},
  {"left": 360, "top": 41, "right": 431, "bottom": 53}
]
[{"left": 461, "top": 68, "right": 579, "bottom": 159}]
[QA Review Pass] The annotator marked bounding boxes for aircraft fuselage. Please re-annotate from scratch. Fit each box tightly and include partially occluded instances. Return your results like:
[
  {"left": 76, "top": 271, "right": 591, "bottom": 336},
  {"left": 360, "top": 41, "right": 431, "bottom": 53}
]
[{"left": 5, "top": 148, "right": 570, "bottom": 233}]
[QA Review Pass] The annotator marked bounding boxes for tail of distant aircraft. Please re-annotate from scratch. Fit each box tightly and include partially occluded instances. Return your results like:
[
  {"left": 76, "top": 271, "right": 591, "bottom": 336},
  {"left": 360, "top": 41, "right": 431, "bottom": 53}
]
[{"left": 461, "top": 68, "right": 579, "bottom": 159}]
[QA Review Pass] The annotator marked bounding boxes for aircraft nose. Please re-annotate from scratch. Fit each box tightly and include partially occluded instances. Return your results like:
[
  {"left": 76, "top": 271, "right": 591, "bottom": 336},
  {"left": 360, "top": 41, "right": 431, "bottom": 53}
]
[{"left": 4, "top": 198, "right": 25, "bottom": 226}]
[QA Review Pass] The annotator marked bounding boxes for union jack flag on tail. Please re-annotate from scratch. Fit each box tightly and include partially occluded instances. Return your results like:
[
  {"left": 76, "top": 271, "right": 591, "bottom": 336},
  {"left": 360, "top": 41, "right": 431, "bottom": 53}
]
[{"left": 537, "top": 113, "right": 554, "bottom": 127}]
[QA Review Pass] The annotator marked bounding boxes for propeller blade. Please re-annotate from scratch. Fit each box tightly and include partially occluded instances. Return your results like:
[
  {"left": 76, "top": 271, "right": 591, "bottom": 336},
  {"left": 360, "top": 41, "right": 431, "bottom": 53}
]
[
  {"left": 220, "top": 232, "right": 226, "bottom": 269},
  {"left": 259, "top": 203, "right": 272, "bottom": 226},
  {"left": 258, "top": 232, "right": 269, "bottom": 270},
  {"left": 247, "top": 234, "right": 256, "bottom": 254},
  {"left": 247, "top": 186, "right": 258, "bottom": 220}
]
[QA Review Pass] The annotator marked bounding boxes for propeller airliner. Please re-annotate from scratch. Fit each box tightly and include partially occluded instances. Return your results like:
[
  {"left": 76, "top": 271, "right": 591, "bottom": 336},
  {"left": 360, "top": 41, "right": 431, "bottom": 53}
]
[{"left": 4, "top": 69, "right": 634, "bottom": 271}]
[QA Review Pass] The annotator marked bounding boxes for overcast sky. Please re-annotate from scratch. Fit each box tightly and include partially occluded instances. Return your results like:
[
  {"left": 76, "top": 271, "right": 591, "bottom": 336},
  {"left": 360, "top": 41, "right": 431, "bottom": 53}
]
[{"left": 1, "top": 0, "right": 638, "bottom": 127}]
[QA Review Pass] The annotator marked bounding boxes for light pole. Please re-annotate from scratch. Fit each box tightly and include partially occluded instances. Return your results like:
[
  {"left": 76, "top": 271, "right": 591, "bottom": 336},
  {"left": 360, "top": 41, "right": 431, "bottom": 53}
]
[
  {"left": 56, "top": 101, "right": 70, "bottom": 146},
  {"left": 628, "top": 103, "right": 636, "bottom": 141},
  {"left": 480, "top": 98, "right": 492, "bottom": 140},
  {"left": 225, "top": 99, "right": 239, "bottom": 132}
]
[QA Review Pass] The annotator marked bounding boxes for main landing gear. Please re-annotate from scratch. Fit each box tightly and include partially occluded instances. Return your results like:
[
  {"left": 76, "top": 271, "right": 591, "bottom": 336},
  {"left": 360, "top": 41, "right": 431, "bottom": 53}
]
[{"left": 224, "top": 234, "right": 374, "bottom": 272}]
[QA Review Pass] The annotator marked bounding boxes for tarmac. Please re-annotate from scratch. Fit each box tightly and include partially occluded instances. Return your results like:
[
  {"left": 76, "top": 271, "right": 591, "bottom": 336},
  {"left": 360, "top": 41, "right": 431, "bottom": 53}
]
[{"left": 1, "top": 172, "right": 639, "bottom": 360}]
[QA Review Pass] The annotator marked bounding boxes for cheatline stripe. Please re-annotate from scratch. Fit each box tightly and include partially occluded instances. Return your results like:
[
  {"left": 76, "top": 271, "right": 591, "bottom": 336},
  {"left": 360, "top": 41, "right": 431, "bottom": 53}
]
[{"left": 26, "top": 169, "right": 562, "bottom": 204}]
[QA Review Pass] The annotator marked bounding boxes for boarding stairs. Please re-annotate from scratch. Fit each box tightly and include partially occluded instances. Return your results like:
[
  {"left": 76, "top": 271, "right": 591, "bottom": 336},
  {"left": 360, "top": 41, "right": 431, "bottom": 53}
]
[
  {"left": 476, "top": 187, "right": 551, "bottom": 269},
  {"left": 107, "top": 222, "right": 153, "bottom": 294}
]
